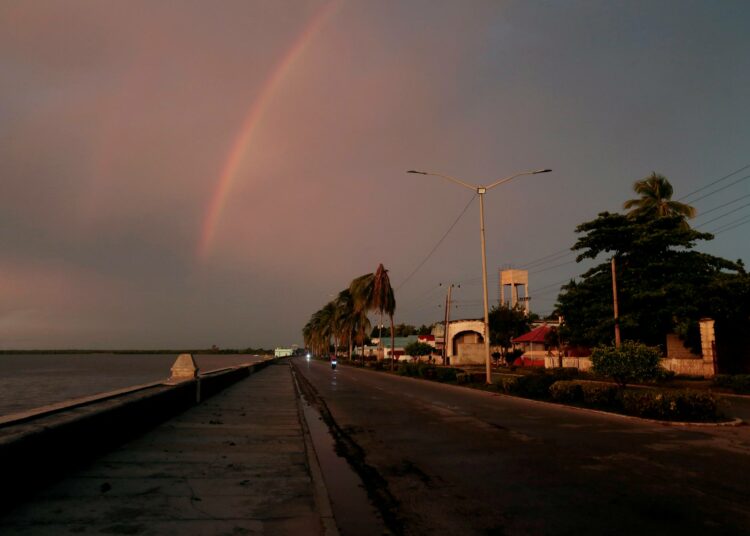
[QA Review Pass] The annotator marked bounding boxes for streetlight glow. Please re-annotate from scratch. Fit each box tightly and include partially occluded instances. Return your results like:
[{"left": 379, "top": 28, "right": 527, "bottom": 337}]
[{"left": 409, "top": 167, "right": 552, "bottom": 384}]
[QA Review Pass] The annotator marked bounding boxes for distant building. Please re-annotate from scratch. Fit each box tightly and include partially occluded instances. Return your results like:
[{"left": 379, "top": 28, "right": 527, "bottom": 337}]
[
  {"left": 511, "top": 324, "right": 557, "bottom": 367},
  {"left": 274, "top": 347, "right": 294, "bottom": 357}
]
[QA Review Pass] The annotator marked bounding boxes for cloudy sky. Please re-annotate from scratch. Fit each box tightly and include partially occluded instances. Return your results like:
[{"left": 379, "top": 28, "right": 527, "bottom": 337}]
[{"left": 1, "top": 0, "right": 749, "bottom": 349}]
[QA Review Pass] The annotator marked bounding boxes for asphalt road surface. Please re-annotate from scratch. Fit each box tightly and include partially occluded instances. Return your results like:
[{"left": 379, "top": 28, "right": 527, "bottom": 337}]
[{"left": 292, "top": 358, "right": 750, "bottom": 536}]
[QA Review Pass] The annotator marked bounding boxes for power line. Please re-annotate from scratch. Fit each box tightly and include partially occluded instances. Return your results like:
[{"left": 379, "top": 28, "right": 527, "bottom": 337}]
[
  {"left": 695, "top": 202, "right": 750, "bottom": 229},
  {"left": 710, "top": 213, "right": 750, "bottom": 235},
  {"left": 514, "top": 247, "right": 572, "bottom": 269},
  {"left": 693, "top": 193, "right": 750, "bottom": 218},
  {"left": 396, "top": 195, "right": 475, "bottom": 291},
  {"left": 522, "top": 250, "right": 576, "bottom": 270},
  {"left": 678, "top": 163, "right": 750, "bottom": 201},
  {"left": 684, "top": 174, "right": 750, "bottom": 205},
  {"left": 533, "top": 276, "right": 577, "bottom": 294},
  {"left": 529, "top": 259, "right": 578, "bottom": 275}
]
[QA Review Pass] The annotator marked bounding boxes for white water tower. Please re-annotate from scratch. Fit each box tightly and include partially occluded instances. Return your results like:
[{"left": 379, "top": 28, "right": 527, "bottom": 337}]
[{"left": 499, "top": 269, "right": 530, "bottom": 314}]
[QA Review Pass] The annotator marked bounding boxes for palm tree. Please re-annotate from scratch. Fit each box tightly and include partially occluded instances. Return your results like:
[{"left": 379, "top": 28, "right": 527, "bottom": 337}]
[
  {"left": 350, "top": 264, "right": 397, "bottom": 370},
  {"left": 353, "top": 307, "right": 371, "bottom": 365},
  {"left": 334, "top": 289, "right": 356, "bottom": 361},
  {"left": 623, "top": 173, "right": 696, "bottom": 223}
]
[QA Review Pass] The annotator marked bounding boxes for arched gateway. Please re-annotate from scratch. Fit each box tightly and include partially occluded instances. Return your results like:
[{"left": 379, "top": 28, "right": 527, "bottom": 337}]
[{"left": 446, "top": 319, "right": 486, "bottom": 365}]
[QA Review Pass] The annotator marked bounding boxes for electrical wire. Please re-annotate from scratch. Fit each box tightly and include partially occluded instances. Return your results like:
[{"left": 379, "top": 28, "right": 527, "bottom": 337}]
[
  {"left": 529, "top": 259, "right": 578, "bottom": 275},
  {"left": 682, "top": 174, "right": 750, "bottom": 205},
  {"left": 693, "top": 193, "right": 750, "bottom": 218},
  {"left": 695, "top": 202, "right": 750, "bottom": 229},
  {"left": 710, "top": 213, "right": 750, "bottom": 235},
  {"left": 396, "top": 195, "right": 475, "bottom": 291},
  {"left": 678, "top": 163, "right": 750, "bottom": 201}
]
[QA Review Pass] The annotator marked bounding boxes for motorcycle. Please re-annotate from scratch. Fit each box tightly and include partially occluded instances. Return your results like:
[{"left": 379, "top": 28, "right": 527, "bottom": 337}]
[{"left": 331, "top": 357, "right": 338, "bottom": 370}]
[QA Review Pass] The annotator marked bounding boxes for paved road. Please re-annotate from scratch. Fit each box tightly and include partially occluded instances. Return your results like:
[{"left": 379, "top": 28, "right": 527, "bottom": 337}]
[{"left": 293, "top": 358, "right": 750, "bottom": 536}]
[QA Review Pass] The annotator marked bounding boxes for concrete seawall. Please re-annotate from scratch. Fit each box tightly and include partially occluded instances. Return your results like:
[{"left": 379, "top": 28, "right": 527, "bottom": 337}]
[{"left": 0, "top": 358, "right": 275, "bottom": 509}]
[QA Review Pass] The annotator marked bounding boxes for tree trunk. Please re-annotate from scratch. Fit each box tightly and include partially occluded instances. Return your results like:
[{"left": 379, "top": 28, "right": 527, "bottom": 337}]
[{"left": 390, "top": 314, "right": 396, "bottom": 371}]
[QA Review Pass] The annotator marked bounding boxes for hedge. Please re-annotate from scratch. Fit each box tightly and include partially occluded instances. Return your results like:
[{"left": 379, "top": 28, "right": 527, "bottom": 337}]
[
  {"left": 713, "top": 374, "right": 750, "bottom": 394},
  {"left": 620, "top": 389, "right": 719, "bottom": 422}
]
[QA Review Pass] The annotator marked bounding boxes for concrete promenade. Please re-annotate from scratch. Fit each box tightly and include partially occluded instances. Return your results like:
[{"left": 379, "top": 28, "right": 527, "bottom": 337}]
[{"left": 0, "top": 361, "right": 334, "bottom": 536}]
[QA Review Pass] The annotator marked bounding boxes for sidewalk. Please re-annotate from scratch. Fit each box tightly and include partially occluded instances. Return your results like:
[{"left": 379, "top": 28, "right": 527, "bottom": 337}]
[{"left": 0, "top": 361, "right": 332, "bottom": 536}]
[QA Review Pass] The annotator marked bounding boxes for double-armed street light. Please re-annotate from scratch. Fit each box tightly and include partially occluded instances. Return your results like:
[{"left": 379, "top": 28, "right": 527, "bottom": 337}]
[{"left": 407, "top": 167, "right": 552, "bottom": 384}]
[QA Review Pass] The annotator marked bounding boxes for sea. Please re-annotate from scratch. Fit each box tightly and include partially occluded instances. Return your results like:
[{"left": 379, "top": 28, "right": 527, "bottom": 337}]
[{"left": 0, "top": 353, "right": 265, "bottom": 418}]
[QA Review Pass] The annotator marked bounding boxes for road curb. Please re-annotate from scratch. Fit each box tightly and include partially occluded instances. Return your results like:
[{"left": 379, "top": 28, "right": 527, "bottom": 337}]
[
  {"left": 486, "top": 392, "right": 745, "bottom": 427},
  {"left": 290, "top": 365, "right": 339, "bottom": 536}
]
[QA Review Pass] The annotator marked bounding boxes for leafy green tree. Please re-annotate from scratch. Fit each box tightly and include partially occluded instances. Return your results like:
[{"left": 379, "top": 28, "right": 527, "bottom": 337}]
[
  {"left": 417, "top": 324, "right": 433, "bottom": 336},
  {"left": 623, "top": 173, "right": 696, "bottom": 224},
  {"left": 488, "top": 304, "right": 532, "bottom": 363},
  {"left": 557, "top": 212, "right": 740, "bottom": 348},
  {"left": 557, "top": 207, "right": 750, "bottom": 371},
  {"left": 404, "top": 341, "right": 433, "bottom": 361},
  {"left": 591, "top": 341, "right": 663, "bottom": 389},
  {"left": 371, "top": 324, "right": 422, "bottom": 338}
]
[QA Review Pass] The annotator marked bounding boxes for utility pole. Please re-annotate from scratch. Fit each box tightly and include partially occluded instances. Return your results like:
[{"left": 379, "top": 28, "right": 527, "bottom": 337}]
[
  {"left": 407, "top": 168, "right": 551, "bottom": 384},
  {"left": 611, "top": 257, "right": 621, "bottom": 348},
  {"left": 442, "top": 284, "right": 457, "bottom": 365}
]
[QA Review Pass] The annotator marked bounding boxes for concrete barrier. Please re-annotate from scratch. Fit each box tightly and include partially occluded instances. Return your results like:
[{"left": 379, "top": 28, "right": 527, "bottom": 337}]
[{"left": 0, "top": 357, "right": 277, "bottom": 510}]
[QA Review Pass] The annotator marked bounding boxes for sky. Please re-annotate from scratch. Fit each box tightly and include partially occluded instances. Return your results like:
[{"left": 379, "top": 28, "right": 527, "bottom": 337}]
[{"left": 1, "top": 0, "right": 749, "bottom": 349}]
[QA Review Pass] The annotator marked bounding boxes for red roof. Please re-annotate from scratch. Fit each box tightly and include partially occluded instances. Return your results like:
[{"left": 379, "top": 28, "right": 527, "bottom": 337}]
[
  {"left": 418, "top": 334, "right": 435, "bottom": 341},
  {"left": 512, "top": 325, "right": 553, "bottom": 343}
]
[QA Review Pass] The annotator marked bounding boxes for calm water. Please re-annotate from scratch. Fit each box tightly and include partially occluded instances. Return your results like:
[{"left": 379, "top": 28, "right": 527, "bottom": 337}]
[{"left": 0, "top": 353, "right": 264, "bottom": 417}]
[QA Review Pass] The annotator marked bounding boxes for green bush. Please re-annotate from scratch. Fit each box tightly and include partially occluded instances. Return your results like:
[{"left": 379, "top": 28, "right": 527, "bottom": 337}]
[
  {"left": 549, "top": 381, "right": 584, "bottom": 403},
  {"left": 433, "top": 367, "right": 460, "bottom": 382},
  {"left": 713, "top": 374, "right": 750, "bottom": 394},
  {"left": 621, "top": 389, "right": 719, "bottom": 422},
  {"left": 495, "top": 376, "right": 520, "bottom": 394},
  {"left": 396, "top": 362, "right": 419, "bottom": 376},
  {"left": 550, "top": 367, "right": 580, "bottom": 380},
  {"left": 455, "top": 372, "right": 485, "bottom": 384},
  {"left": 580, "top": 383, "right": 620, "bottom": 408},
  {"left": 513, "top": 374, "right": 557, "bottom": 399},
  {"left": 591, "top": 341, "right": 664, "bottom": 389},
  {"left": 656, "top": 368, "right": 677, "bottom": 382}
]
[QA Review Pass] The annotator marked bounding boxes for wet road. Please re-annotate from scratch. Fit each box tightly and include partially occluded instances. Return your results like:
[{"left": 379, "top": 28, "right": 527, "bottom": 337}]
[{"left": 293, "top": 358, "right": 750, "bottom": 536}]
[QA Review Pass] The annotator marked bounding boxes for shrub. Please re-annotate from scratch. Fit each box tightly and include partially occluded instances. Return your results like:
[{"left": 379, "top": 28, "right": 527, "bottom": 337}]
[
  {"left": 456, "top": 372, "right": 487, "bottom": 384},
  {"left": 495, "top": 376, "right": 520, "bottom": 394},
  {"left": 396, "top": 362, "right": 419, "bottom": 376},
  {"left": 713, "top": 374, "right": 732, "bottom": 388},
  {"left": 456, "top": 372, "right": 471, "bottom": 384},
  {"left": 513, "top": 374, "right": 557, "bottom": 399},
  {"left": 713, "top": 374, "right": 750, "bottom": 394},
  {"left": 549, "top": 381, "right": 584, "bottom": 403},
  {"left": 656, "top": 369, "right": 677, "bottom": 382},
  {"left": 550, "top": 367, "right": 580, "bottom": 380},
  {"left": 580, "top": 383, "right": 620, "bottom": 408},
  {"left": 433, "top": 367, "right": 460, "bottom": 382},
  {"left": 591, "top": 341, "right": 664, "bottom": 389},
  {"left": 731, "top": 375, "right": 750, "bottom": 393},
  {"left": 621, "top": 389, "right": 719, "bottom": 422}
]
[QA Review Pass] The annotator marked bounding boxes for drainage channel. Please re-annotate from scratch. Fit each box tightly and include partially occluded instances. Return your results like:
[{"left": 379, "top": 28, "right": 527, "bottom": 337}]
[{"left": 298, "top": 390, "right": 389, "bottom": 536}]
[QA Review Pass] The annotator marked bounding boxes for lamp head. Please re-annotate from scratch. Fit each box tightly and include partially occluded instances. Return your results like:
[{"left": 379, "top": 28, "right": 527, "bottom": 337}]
[
  {"left": 407, "top": 170, "right": 428, "bottom": 175},
  {"left": 533, "top": 169, "right": 552, "bottom": 174}
]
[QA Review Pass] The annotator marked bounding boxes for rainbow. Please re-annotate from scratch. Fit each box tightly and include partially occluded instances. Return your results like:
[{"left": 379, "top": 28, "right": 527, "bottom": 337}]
[{"left": 197, "top": 0, "right": 342, "bottom": 259}]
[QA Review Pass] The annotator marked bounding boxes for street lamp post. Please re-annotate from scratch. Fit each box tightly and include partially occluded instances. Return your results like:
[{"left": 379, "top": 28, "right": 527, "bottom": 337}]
[{"left": 408, "top": 168, "right": 552, "bottom": 384}]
